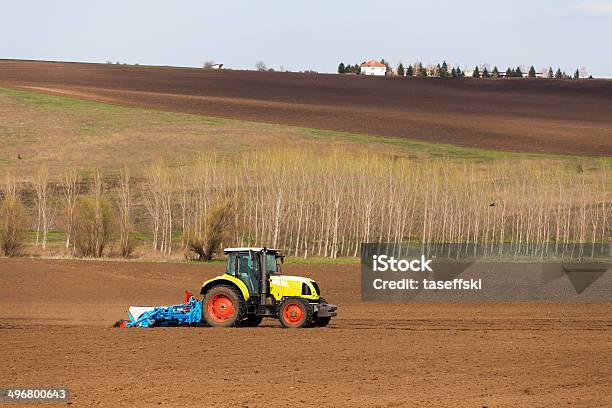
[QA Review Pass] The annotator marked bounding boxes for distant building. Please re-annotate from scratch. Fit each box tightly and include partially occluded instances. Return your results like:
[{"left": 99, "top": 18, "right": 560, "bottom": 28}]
[
  {"left": 210, "top": 63, "right": 224, "bottom": 70},
  {"left": 360, "top": 60, "right": 387, "bottom": 76},
  {"left": 528, "top": 72, "right": 544, "bottom": 78}
]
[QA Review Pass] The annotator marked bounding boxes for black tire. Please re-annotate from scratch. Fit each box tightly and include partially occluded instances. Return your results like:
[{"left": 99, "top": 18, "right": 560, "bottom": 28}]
[
  {"left": 241, "top": 315, "right": 264, "bottom": 327},
  {"left": 202, "top": 285, "right": 245, "bottom": 327},
  {"left": 278, "top": 297, "right": 313, "bottom": 328},
  {"left": 310, "top": 298, "right": 332, "bottom": 327},
  {"left": 113, "top": 319, "right": 129, "bottom": 328}
]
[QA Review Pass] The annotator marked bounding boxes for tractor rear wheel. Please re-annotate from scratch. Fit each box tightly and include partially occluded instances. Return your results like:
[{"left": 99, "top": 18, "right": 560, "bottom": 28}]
[
  {"left": 279, "top": 298, "right": 313, "bottom": 328},
  {"left": 203, "top": 285, "right": 245, "bottom": 327}
]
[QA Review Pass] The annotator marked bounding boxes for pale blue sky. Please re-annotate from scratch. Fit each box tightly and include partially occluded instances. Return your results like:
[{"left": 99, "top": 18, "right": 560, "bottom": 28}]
[{"left": 1, "top": 1, "right": 611, "bottom": 77}]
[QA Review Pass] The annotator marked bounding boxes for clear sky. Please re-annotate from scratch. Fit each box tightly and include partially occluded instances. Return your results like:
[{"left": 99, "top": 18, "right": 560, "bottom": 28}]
[{"left": 1, "top": 0, "right": 611, "bottom": 77}]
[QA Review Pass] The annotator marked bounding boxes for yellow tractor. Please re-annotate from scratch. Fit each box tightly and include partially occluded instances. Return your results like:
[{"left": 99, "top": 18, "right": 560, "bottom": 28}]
[{"left": 200, "top": 248, "right": 337, "bottom": 328}]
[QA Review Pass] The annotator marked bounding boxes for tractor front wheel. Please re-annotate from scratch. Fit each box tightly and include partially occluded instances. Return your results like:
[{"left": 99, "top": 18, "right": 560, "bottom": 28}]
[
  {"left": 278, "top": 298, "right": 313, "bottom": 328},
  {"left": 203, "top": 285, "right": 245, "bottom": 327}
]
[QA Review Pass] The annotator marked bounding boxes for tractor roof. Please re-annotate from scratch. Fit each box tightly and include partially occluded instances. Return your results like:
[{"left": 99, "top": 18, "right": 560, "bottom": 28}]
[{"left": 224, "top": 247, "right": 280, "bottom": 254}]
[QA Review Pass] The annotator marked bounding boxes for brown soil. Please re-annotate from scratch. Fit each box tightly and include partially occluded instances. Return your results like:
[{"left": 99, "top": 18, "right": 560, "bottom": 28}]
[
  {"left": 0, "top": 60, "right": 610, "bottom": 156},
  {"left": 1, "top": 258, "right": 610, "bottom": 407}
]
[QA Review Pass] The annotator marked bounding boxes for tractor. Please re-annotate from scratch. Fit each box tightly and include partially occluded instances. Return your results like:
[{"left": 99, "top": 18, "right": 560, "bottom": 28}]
[{"left": 200, "top": 247, "right": 337, "bottom": 328}]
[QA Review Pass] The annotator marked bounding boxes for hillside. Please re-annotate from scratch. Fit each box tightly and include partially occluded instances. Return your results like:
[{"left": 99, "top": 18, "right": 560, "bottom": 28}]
[
  {"left": 1, "top": 86, "right": 574, "bottom": 178},
  {"left": 0, "top": 59, "right": 610, "bottom": 156}
]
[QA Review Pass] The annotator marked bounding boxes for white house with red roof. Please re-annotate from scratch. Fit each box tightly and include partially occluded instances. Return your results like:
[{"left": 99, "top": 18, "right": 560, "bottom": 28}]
[{"left": 360, "top": 60, "right": 387, "bottom": 76}]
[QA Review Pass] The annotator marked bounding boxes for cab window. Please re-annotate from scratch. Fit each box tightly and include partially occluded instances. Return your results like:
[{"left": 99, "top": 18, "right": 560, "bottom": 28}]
[
  {"left": 267, "top": 254, "right": 278, "bottom": 274},
  {"left": 236, "top": 252, "right": 259, "bottom": 295},
  {"left": 226, "top": 254, "right": 237, "bottom": 276}
]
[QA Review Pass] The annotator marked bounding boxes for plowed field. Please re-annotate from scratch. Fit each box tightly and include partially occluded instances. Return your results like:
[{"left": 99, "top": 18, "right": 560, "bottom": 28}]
[
  {"left": 1, "top": 258, "right": 610, "bottom": 407},
  {"left": 0, "top": 60, "right": 610, "bottom": 156}
]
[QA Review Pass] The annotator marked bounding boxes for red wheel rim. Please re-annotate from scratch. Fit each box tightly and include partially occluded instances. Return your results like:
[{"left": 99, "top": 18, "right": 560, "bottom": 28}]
[
  {"left": 208, "top": 294, "right": 235, "bottom": 322},
  {"left": 283, "top": 302, "right": 305, "bottom": 325}
]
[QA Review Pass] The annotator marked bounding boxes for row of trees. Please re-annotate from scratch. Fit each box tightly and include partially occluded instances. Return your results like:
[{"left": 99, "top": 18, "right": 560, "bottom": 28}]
[
  {"left": 399, "top": 61, "right": 464, "bottom": 78},
  {"left": 0, "top": 171, "right": 113, "bottom": 258},
  {"left": 0, "top": 151, "right": 609, "bottom": 260},
  {"left": 337, "top": 62, "right": 363, "bottom": 74},
  {"left": 339, "top": 59, "right": 590, "bottom": 79},
  {"left": 470, "top": 65, "right": 587, "bottom": 79}
]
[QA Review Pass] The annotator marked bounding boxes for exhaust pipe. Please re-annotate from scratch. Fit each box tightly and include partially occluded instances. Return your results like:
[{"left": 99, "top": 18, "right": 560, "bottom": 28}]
[{"left": 260, "top": 247, "right": 268, "bottom": 306}]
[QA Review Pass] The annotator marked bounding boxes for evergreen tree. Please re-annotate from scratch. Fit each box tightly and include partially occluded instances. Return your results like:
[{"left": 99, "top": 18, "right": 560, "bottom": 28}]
[
  {"left": 406, "top": 65, "right": 413, "bottom": 77},
  {"left": 354, "top": 64, "right": 361, "bottom": 74},
  {"left": 456, "top": 67, "right": 463, "bottom": 77},
  {"left": 434, "top": 63, "right": 441, "bottom": 77},
  {"left": 506, "top": 68, "right": 512, "bottom": 77},
  {"left": 492, "top": 66, "right": 500, "bottom": 78},
  {"left": 397, "top": 63, "right": 405, "bottom": 76},
  {"left": 555, "top": 68, "right": 562, "bottom": 78},
  {"left": 418, "top": 62, "right": 427, "bottom": 77},
  {"left": 472, "top": 66, "right": 480, "bottom": 78},
  {"left": 440, "top": 61, "right": 448, "bottom": 78},
  {"left": 380, "top": 59, "right": 390, "bottom": 74},
  {"left": 338, "top": 62, "right": 345, "bottom": 74},
  {"left": 574, "top": 69, "right": 580, "bottom": 79},
  {"left": 547, "top": 67, "right": 553, "bottom": 79},
  {"left": 515, "top": 66, "right": 523, "bottom": 77},
  {"left": 451, "top": 67, "right": 457, "bottom": 77},
  {"left": 528, "top": 66, "right": 536, "bottom": 78},
  {"left": 482, "top": 67, "right": 490, "bottom": 78}
]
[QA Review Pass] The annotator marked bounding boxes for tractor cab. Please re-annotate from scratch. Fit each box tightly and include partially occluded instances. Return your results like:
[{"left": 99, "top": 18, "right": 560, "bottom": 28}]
[{"left": 224, "top": 248, "right": 283, "bottom": 296}]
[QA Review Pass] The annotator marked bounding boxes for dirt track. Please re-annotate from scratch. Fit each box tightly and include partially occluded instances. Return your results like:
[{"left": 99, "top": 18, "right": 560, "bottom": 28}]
[
  {"left": 0, "top": 60, "right": 611, "bottom": 156},
  {"left": 1, "top": 258, "right": 610, "bottom": 407}
]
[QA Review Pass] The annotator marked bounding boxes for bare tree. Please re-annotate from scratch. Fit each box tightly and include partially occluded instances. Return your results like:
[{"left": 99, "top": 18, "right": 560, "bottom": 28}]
[
  {"left": 142, "top": 162, "right": 163, "bottom": 251},
  {"left": 117, "top": 167, "right": 133, "bottom": 257},
  {"left": 0, "top": 173, "right": 27, "bottom": 257},
  {"left": 73, "top": 171, "right": 113, "bottom": 258},
  {"left": 33, "top": 167, "right": 54, "bottom": 250},
  {"left": 61, "top": 169, "right": 79, "bottom": 249},
  {"left": 178, "top": 163, "right": 190, "bottom": 248},
  {"left": 256, "top": 61, "right": 267, "bottom": 71},
  {"left": 93, "top": 171, "right": 104, "bottom": 255},
  {"left": 141, "top": 159, "right": 173, "bottom": 253}
]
